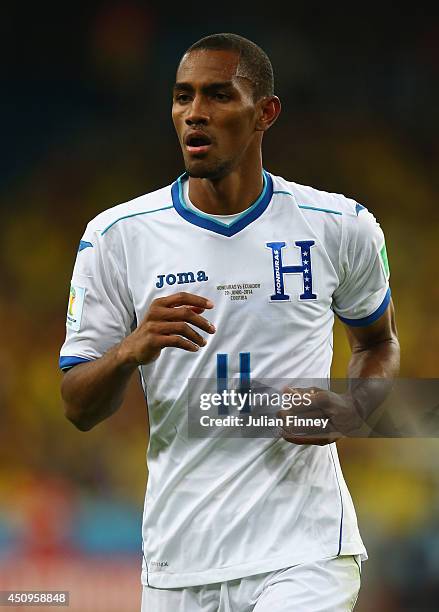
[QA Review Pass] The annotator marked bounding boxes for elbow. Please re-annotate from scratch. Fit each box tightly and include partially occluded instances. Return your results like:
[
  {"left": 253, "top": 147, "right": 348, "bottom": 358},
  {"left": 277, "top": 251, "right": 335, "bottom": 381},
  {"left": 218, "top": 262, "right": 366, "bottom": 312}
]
[
  {"left": 70, "top": 418, "right": 94, "bottom": 433},
  {"left": 61, "top": 372, "right": 95, "bottom": 431},
  {"left": 63, "top": 403, "right": 95, "bottom": 432}
]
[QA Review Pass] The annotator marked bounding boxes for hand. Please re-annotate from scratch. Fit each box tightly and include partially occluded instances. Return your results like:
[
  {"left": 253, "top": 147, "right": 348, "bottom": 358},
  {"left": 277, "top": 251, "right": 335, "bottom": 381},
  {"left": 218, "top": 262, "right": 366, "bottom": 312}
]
[
  {"left": 118, "top": 292, "right": 215, "bottom": 366},
  {"left": 276, "top": 387, "right": 363, "bottom": 446}
]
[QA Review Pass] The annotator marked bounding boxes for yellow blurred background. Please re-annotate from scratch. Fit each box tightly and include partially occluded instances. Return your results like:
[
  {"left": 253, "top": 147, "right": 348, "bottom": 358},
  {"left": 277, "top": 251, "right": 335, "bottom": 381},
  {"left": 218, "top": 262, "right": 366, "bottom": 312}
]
[{"left": 1, "top": 4, "right": 438, "bottom": 611}]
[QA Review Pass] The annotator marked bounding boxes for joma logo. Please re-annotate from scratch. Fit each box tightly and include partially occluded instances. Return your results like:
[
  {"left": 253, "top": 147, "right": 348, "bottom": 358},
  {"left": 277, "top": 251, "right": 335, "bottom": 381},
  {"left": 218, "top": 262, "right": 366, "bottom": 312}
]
[
  {"left": 150, "top": 560, "right": 169, "bottom": 567},
  {"left": 156, "top": 270, "right": 208, "bottom": 289}
]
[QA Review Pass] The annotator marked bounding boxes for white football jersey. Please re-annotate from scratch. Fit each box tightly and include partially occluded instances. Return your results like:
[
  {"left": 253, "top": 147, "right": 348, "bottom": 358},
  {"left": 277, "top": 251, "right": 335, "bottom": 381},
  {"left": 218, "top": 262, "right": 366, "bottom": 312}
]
[{"left": 60, "top": 171, "right": 390, "bottom": 588}]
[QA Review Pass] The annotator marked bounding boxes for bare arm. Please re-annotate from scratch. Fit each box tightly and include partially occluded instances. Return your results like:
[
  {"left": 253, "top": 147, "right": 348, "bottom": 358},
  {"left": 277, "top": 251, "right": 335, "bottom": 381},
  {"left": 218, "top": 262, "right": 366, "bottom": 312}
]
[
  {"left": 345, "top": 298, "right": 399, "bottom": 378},
  {"left": 344, "top": 297, "right": 400, "bottom": 422},
  {"left": 61, "top": 343, "right": 139, "bottom": 431},
  {"left": 61, "top": 292, "right": 215, "bottom": 431},
  {"left": 279, "top": 299, "right": 400, "bottom": 444}
]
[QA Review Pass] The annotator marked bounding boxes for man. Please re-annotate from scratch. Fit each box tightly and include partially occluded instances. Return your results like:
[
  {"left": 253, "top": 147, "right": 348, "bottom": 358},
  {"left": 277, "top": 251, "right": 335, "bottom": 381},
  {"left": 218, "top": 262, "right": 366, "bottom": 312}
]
[{"left": 60, "top": 33, "right": 400, "bottom": 611}]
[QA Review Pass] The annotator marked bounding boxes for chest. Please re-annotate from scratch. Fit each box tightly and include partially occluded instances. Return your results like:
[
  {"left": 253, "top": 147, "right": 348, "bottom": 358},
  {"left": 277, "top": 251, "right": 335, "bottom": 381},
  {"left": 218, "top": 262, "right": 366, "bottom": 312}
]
[{"left": 124, "top": 214, "right": 340, "bottom": 323}]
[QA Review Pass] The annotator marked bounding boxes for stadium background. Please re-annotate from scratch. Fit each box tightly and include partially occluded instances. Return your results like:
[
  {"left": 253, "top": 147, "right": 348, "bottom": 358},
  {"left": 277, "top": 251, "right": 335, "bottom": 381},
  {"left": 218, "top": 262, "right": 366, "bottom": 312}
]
[{"left": 1, "top": 4, "right": 438, "bottom": 611}]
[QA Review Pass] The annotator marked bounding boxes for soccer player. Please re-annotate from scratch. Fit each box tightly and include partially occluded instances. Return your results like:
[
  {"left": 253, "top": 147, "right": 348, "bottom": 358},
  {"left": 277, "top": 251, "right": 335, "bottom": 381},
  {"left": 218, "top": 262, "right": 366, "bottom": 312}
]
[{"left": 60, "top": 33, "right": 400, "bottom": 611}]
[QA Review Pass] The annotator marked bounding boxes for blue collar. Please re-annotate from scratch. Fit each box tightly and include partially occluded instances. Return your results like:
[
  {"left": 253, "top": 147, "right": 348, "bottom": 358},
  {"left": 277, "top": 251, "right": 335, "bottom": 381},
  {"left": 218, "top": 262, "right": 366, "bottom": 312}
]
[{"left": 171, "top": 170, "right": 273, "bottom": 237}]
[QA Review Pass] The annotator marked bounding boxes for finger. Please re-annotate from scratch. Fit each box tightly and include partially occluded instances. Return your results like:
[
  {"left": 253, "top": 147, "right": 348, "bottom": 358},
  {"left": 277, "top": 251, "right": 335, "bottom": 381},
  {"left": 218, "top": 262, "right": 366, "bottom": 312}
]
[
  {"left": 282, "top": 386, "right": 321, "bottom": 395},
  {"left": 281, "top": 434, "right": 334, "bottom": 446},
  {"left": 281, "top": 387, "right": 312, "bottom": 402},
  {"left": 188, "top": 306, "right": 205, "bottom": 315},
  {"left": 154, "top": 321, "right": 207, "bottom": 347},
  {"left": 276, "top": 407, "right": 328, "bottom": 421},
  {"left": 282, "top": 386, "right": 300, "bottom": 394},
  {"left": 157, "top": 292, "right": 214, "bottom": 310},
  {"left": 283, "top": 427, "right": 342, "bottom": 443},
  {"left": 156, "top": 335, "right": 201, "bottom": 352},
  {"left": 156, "top": 306, "right": 216, "bottom": 334}
]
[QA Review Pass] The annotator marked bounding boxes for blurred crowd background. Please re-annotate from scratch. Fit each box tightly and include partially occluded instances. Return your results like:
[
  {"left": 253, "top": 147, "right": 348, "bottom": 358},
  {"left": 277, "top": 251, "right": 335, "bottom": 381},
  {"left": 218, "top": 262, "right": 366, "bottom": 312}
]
[{"left": 0, "top": 3, "right": 438, "bottom": 611}]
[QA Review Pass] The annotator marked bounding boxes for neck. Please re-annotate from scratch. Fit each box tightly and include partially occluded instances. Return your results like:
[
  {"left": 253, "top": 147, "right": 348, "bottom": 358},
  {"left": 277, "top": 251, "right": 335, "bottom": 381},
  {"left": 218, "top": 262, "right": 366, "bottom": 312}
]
[{"left": 187, "top": 157, "right": 264, "bottom": 215}]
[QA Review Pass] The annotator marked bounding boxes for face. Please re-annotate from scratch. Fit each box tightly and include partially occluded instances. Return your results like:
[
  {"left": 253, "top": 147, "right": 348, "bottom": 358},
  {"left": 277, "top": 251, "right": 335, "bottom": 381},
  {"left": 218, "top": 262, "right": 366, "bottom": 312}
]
[{"left": 172, "top": 49, "right": 260, "bottom": 179}]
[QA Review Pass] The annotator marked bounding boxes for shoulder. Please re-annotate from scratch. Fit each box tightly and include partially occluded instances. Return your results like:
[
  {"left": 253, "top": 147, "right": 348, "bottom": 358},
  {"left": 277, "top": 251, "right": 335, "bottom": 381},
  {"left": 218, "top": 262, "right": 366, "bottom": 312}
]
[
  {"left": 272, "top": 174, "right": 363, "bottom": 218},
  {"left": 272, "top": 174, "right": 384, "bottom": 244},
  {"left": 84, "top": 183, "right": 174, "bottom": 237}
]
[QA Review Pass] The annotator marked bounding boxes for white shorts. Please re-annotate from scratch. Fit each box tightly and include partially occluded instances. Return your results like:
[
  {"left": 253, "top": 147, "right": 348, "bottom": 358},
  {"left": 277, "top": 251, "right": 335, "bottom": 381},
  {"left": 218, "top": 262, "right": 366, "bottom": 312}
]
[{"left": 141, "top": 555, "right": 362, "bottom": 612}]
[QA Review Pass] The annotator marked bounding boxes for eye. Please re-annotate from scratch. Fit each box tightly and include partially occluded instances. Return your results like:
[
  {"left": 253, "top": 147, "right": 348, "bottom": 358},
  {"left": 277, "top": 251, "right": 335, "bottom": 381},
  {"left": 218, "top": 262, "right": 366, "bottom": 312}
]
[
  {"left": 175, "top": 94, "right": 191, "bottom": 104},
  {"left": 213, "top": 93, "right": 230, "bottom": 101}
]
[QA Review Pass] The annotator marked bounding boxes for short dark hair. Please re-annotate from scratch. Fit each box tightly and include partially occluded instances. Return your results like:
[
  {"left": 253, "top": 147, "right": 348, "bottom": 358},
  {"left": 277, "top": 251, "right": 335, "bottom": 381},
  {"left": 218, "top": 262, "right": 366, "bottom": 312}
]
[{"left": 182, "top": 33, "right": 274, "bottom": 100}]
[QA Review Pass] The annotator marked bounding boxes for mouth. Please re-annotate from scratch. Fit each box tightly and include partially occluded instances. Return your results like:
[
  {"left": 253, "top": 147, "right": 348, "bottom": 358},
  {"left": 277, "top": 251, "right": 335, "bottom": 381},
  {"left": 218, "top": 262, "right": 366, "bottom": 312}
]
[{"left": 184, "top": 132, "right": 212, "bottom": 155}]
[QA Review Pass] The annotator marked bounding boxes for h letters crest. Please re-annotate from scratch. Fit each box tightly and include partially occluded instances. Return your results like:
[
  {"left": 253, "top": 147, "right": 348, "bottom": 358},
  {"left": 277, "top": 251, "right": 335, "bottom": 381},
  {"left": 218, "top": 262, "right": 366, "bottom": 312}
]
[{"left": 266, "top": 240, "right": 317, "bottom": 301}]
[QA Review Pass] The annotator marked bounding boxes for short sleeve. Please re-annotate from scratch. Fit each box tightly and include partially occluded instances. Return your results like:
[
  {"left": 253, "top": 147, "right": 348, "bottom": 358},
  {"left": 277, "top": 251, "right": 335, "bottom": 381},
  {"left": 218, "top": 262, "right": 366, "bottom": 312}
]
[
  {"left": 332, "top": 207, "right": 391, "bottom": 327},
  {"left": 59, "top": 222, "right": 134, "bottom": 371}
]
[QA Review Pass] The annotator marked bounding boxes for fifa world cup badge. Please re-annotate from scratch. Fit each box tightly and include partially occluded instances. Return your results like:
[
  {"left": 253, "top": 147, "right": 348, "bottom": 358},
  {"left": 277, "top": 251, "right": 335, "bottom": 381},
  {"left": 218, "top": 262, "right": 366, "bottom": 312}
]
[{"left": 66, "top": 284, "right": 86, "bottom": 331}]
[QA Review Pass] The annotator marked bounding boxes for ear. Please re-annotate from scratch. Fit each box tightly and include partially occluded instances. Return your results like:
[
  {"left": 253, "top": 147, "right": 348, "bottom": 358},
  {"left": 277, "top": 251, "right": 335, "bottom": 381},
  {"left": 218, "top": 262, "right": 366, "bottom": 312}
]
[{"left": 255, "top": 96, "right": 281, "bottom": 132}]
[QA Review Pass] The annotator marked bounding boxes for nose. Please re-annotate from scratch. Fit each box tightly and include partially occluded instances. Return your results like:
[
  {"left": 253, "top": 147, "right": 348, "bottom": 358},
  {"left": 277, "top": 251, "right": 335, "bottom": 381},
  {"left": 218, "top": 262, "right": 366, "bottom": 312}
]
[{"left": 185, "top": 94, "right": 209, "bottom": 126}]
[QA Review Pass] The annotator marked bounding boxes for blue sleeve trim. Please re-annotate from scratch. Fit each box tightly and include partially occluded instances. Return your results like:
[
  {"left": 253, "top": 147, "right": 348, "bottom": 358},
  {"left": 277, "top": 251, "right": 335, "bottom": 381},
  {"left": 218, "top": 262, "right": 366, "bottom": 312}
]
[
  {"left": 59, "top": 356, "right": 93, "bottom": 371},
  {"left": 337, "top": 288, "right": 391, "bottom": 327}
]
